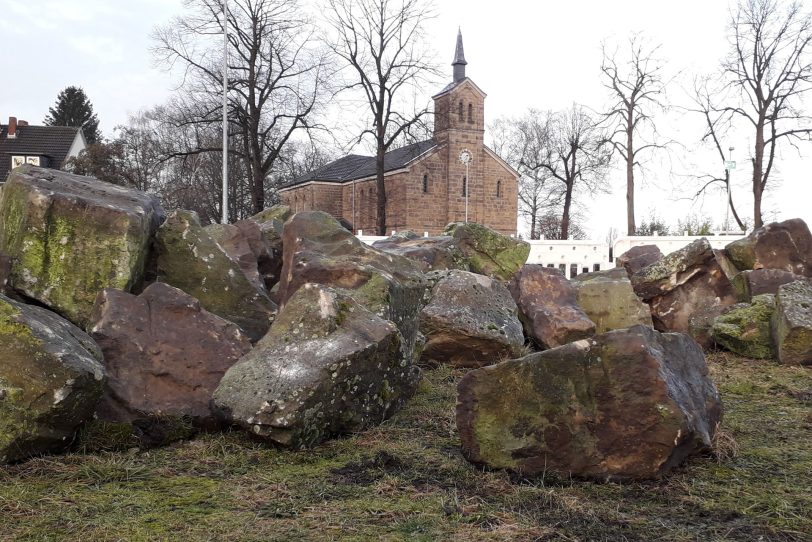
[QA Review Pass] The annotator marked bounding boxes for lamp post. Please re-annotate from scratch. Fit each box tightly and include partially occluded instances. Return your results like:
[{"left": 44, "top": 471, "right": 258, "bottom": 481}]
[
  {"left": 221, "top": 0, "right": 229, "bottom": 224},
  {"left": 459, "top": 149, "right": 472, "bottom": 223},
  {"left": 724, "top": 146, "right": 735, "bottom": 232}
]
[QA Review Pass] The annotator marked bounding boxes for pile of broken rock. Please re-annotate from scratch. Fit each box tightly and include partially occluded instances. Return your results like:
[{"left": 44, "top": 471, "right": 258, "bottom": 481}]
[{"left": 1, "top": 165, "right": 809, "bottom": 482}]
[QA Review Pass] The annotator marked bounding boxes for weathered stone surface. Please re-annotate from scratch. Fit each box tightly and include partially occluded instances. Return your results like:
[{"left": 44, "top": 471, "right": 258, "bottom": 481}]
[
  {"left": 155, "top": 210, "right": 277, "bottom": 342},
  {"left": 372, "top": 231, "right": 467, "bottom": 272},
  {"left": 443, "top": 222, "right": 530, "bottom": 281},
  {"left": 0, "top": 165, "right": 166, "bottom": 327},
  {"left": 278, "top": 211, "right": 426, "bottom": 365},
  {"left": 772, "top": 281, "right": 812, "bottom": 366},
  {"left": 508, "top": 265, "right": 595, "bottom": 349},
  {"left": 731, "top": 269, "right": 810, "bottom": 301},
  {"left": 0, "top": 252, "right": 11, "bottom": 295},
  {"left": 251, "top": 204, "right": 293, "bottom": 225},
  {"left": 726, "top": 219, "right": 812, "bottom": 276},
  {"left": 0, "top": 294, "right": 105, "bottom": 463},
  {"left": 712, "top": 295, "right": 776, "bottom": 359},
  {"left": 249, "top": 205, "right": 292, "bottom": 290},
  {"left": 572, "top": 268, "right": 652, "bottom": 333},
  {"left": 632, "top": 239, "right": 737, "bottom": 334},
  {"left": 616, "top": 244, "right": 663, "bottom": 276},
  {"left": 212, "top": 284, "right": 419, "bottom": 448},
  {"left": 205, "top": 219, "right": 278, "bottom": 293},
  {"left": 420, "top": 270, "right": 524, "bottom": 368},
  {"left": 456, "top": 325, "right": 722, "bottom": 480},
  {"left": 688, "top": 305, "right": 731, "bottom": 349},
  {"left": 89, "top": 282, "right": 252, "bottom": 423},
  {"left": 713, "top": 249, "right": 740, "bottom": 281}
]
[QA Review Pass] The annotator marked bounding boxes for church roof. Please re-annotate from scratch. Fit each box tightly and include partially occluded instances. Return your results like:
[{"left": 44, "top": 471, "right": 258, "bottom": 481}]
[{"left": 287, "top": 139, "right": 437, "bottom": 188}]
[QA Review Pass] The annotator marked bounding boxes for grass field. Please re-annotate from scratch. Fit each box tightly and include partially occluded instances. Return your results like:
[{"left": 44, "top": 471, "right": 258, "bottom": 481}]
[{"left": 1, "top": 352, "right": 810, "bottom": 541}]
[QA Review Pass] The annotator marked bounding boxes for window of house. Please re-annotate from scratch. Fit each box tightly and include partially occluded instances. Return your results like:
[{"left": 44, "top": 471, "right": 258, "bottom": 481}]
[
  {"left": 496, "top": 180, "right": 502, "bottom": 198},
  {"left": 422, "top": 173, "right": 428, "bottom": 193},
  {"left": 593, "top": 263, "right": 601, "bottom": 272},
  {"left": 570, "top": 264, "right": 578, "bottom": 277},
  {"left": 468, "top": 103, "right": 473, "bottom": 123},
  {"left": 462, "top": 175, "right": 467, "bottom": 196},
  {"left": 11, "top": 156, "right": 25, "bottom": 168},
  {"left": 458, "top": 101, "right": 463, "bottom": 121}
]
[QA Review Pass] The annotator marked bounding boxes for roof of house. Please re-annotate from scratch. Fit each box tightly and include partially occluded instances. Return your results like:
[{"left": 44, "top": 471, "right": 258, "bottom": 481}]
[
  {"left": 287, "top": 139, "right": 437, "bottom": 188},
  {"left": 0, "top": 124, "right": 82, "bottom": 179}
]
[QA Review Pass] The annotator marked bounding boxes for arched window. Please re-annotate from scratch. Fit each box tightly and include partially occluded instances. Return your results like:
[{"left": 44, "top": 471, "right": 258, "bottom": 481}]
[
  {"left": 468, "top": 103, "right": 473, "bottom": 123},
  {"left": 458, "top": 101, "right": 464, "bottom": 121},
  {"left": 496, "top": 180, "right": 502, "bottom": 198},
  {"left": 422, "top": 173, "right": 429, "bottom": 193},
  {"left": 462, "top": 175, "right": 467, "bottom": 197}
]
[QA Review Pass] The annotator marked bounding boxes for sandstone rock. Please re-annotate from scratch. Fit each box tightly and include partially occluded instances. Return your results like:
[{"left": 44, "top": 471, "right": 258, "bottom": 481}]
[
  {"left": 249, "top": 205, "right": 293, "bottom": 290},
  {"left": 713, "top": 249, "right": 741, "bottom": 281},
  {"left": 726, "top": 218, "right": 812, "bottom": 276},
  {"left": 89, "top": 282, "right": 253, "bottom": 423},
  {"left": 278, "top": 211, "right": 426, "bottom": 365},
  {"left": 0, "top": 294, "right": 106, "bottom": 463},
  {"left": 456, "top": 325, "right": 722, "bottom": 480},
  {"left": 0, "top": 165, "right": 166, "bottom": 327},
  {"left": 632, "top": 239, "right": 737, "bottom": 333},
  {"left": 772, "top": 281, "right": 812, "bottom": 366},
  {"left": 0, "top": 252, "right": 10, "bottom": 295},
  {"left": 443, "top": 222, "right": 530, "bottom": 281},
  {"left": 372, "top": 231, "right": 467, "bottom": 272},
  {"left": 712, "top": 295, "right": 775, "bottom": 360},
  {"left": 155, "top": 210, "right": 277, "bottom": 342},
  {"left": 688, "top": 305, "right": 731, "bottom": 349},
  {"left": 420, "top": 270, "right": 524, "bottom": 368},
  {"left": 616, "top": 244, "right": 663, "bottom": 276},
  {"left": 205, "top": 219, "right": 278, "bottom": 293},
  {"left": 508, "top": 265, "right": 595, "bottom": 349},
  {"left": 212, "top": 284, "right": 419, "bottom": 448},
  {"left": 572, "top": 268, "right": 652, "bottom": 333},
  {"left": 731, "top": 269, "right": 810, "bottom": 301},
  {"left": 251, "top": 204, "right": 293, "bottom": 225}
]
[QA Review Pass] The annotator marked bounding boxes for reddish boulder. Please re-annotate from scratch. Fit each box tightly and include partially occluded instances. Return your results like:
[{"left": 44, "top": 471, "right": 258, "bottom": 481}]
[
  {"left": 726, "top": 218, "right": 812, "bottom": 276},
  {"left": 772, "top": 280, "right": 812, "bottom": 366},
  {"left": 732, "top": 268, "right": 810, "bottom": 301},
  {"left": 89, "top": 282, "right": 252, "bottom": 423},
  {"left": 508, "top": 265, "right": 595, "bottom": 349},
  {"left": 456, "top": 325, "right": 722, "bottom": 480},
  {"left": 372, "top": 232, "right": 467, "bottom": 272},
  {"left": 206, "top": 219, "right": 281, "bottom": 293},
  {"left": 632, "top": 239, "right": 737, "bottom": 334},
  {"left": 616, "top": 244, "right": 663, "bottom": 276}
]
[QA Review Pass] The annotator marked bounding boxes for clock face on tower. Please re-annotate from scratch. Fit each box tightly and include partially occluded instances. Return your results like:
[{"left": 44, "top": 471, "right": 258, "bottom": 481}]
[{"left": 458, "top": 149, "right": 472, "bottom": 164}]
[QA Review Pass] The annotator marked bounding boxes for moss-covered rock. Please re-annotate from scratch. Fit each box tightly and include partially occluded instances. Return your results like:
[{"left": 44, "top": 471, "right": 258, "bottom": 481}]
[
  {"left": 154, "top": 210, "right": 277, "bottom": 342},
  {"left": 420, "top": 270, "right": 524, "bottom": 368},
  {"left": 443, "top": 222, "right": 529, "bottom": 281},
  {"left": 212, "top": 284, "right": 419, "bottom": 449},
  {"left": 0, "top": 165, "right": 166, "bottom": 327},
  {"left": 572, "top": 268, "right": 652, "bottom": 333},
  {"left": 712, "top": 295, "right": 776, "bottom": 359},
  {"left": 0, "top": 294, "right": 105, "bottom": 464},
  {"left": 251, "top": 204, "right": 293, "bottom": 225},
  {"left": 772, "top": 280, "right": 812, "bottom": 366},
  {"left": 456, "top": 325, "right": 722, "bottom": 481}
]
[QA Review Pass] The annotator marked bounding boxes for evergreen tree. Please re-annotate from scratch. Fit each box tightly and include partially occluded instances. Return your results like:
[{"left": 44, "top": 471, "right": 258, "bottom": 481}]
[{"left": 44, "top": 86, "right": 101, "bottom": 144}]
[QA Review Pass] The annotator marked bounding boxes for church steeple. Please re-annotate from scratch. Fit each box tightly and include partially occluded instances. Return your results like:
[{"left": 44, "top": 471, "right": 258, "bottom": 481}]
[{"left": 452, "top": 29, "right": 467, "bottom": 82}]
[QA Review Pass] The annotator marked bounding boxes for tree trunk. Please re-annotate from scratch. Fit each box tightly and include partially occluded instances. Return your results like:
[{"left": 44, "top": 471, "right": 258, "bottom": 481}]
[
  {"left": 375, "top": 141, "right": 387, "bottom": 236},
  {"left": 561, "top": 184, "right": 573, "bottom": 240},
  {"left": 626, "top": 109, "right": 636, "bottom": 236},
  {"left": 250, "top": 161, "right": 265, "bottom": 215},
  {"left": 725, "top": 170, "right": 746, "bottom": 231},
  {"left": 752, "top": 120, "right": 765, "bottom": 229}
]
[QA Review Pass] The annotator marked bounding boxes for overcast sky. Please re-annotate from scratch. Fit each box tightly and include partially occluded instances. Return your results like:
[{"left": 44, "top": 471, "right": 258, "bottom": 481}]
[{"left": 1, "top": 0, "right": 809, "bottom": 237}]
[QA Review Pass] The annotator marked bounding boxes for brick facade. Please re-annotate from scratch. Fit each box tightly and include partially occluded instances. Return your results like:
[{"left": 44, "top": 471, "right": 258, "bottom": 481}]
[{"left": 280, "top": 65, "right": 519, "bottom": 236}]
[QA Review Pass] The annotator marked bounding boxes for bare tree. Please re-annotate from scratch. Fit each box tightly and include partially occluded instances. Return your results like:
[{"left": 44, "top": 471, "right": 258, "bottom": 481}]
[
  {"left": 601, "top": 36, "right": 667, "bottom": 235},
  {"left": 326, "top": 0, "right": 438, "bottom": 235},
  {"left": 720, "top": 0, "right": 812, "bottom": 228},
  {"left": 153, "top": 0, "right": 328, "bottom": 216}
]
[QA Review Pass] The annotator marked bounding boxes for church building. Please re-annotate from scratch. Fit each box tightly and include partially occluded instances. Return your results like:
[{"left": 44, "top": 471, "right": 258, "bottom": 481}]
[{"left": 279, "top": 31, "right": 519, "bottom": 236}]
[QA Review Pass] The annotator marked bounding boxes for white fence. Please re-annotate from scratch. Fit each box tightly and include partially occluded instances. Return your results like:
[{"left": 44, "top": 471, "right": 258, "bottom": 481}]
[{"left": 358, "top": 231, "right": 747, "bottom": 280}]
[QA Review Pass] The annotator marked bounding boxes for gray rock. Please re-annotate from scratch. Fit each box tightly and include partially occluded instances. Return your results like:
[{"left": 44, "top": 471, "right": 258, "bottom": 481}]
[
  {"left": 420, "top": 270, "right": 524, "bottom": 368},
  {"left": 0, "top": 294, "right": 106, "bottom": 463},
  {"left": 616, "top": 244, "right": 663, "bottom": 276},
  {"left": 572, "top": 268, "right": 652, "bottom": 333},
  {"left": 373, "top": 231, "right": 467, "bottom": 272},
  {"left": 772, "top": 281, "right": 812, "bottom": 366},
  {"left": 212, "top": 284, "right": 419, "bottom": 448}
]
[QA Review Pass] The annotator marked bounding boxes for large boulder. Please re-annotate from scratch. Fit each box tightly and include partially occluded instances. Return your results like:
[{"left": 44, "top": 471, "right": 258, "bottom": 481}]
[
  {"left": 248, "top": 205, "right": 293, "bottom": 291},
  {"left": 372, "top": 232, "right": 467, "bottom": 272},
  {"left": 0, "top": 166, "right": 165, "bottom": 327},
  {"left": 89, "top": 282, "right": 253, "bottom": 423},
  {"left": 731, "top": 268, "right": 810, "bottom": 301},
  {"left": 571, "top": 268, "right": 652, "bottom": 333},
  {"left": 212, "top": 284, "right": 419, "bottom": 448},
  {"left": 443, "top": 222, "right": 530, "bottom": 281},
  {"left": 420, "top": 270, "right": 524, "bottom": 368},
  {"left": 0, "top": 294, "right": 106, "bottom": 463},
  {"left": 154, "top": 210, "right": 277, "bottom": 342},
  {"left": 616, "top": 244, "right": 663, "bottom": 276},
  {"left": 631, "top": 239, "right": 737, "bottom": 334},
  {"left": 508, "top": 265, "right": 595, "bottom": 349},
  {"left": 456, "top": 325, "right": 722, "bottom": 481},
  {"left": 277, "top": 211, "right": 426, "bottom": 365},
  {"left": 726, "top": 218, "right": 812, "bottom": 276},
  {"left": 712, "top": 295, "right": 776, "bottom": 359},
  {"left": 772, "top": 281, "right": 812, "bottom": 366},
  {"left": 205, "top": 219, "right": 278, "bottom": 293},
  {"left": 0, "top": 252, "right": 11, "bottom": 295}
]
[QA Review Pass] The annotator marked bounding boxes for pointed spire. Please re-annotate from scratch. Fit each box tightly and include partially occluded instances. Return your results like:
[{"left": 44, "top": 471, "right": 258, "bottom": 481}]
[{"left": 452, "top": 28, "right": 467, "bottom": 82}]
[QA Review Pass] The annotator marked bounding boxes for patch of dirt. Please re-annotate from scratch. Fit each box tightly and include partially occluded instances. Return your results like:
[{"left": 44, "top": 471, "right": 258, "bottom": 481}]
[{"left": 330, "top": 450, "right": 409, "bottom": 485}]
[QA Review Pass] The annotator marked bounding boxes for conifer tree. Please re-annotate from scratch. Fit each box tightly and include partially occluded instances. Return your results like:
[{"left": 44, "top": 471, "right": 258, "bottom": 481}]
[{"left": 44, "top": 86, "right": 101, "bottom": 144}]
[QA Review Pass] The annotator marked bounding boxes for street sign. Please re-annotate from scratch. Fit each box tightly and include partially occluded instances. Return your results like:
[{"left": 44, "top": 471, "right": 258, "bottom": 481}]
[{"left": 725, "top": 160, "right": 736, "bottom": 170}]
